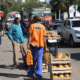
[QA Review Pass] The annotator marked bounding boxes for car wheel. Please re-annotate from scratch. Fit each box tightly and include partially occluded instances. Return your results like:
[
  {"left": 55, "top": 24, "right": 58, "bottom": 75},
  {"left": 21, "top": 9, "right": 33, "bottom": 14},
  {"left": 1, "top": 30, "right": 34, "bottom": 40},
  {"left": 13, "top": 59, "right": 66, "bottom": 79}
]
[{"left": 70, "top": 36, "right": 75, "bottom": 47}]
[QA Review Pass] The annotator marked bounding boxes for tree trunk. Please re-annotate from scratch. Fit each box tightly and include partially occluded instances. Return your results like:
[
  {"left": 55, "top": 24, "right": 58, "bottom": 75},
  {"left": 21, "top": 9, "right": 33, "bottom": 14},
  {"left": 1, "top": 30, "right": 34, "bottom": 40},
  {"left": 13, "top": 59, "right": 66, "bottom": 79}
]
[
  {"left": 29, "top": 10, "right": 31, "bottom": 21},
  {"left": 55, "top": 12, "right": 57, "bottom": 19},
  {"left": 67, "top": 6, "right": 70, "bottom": 19},
  {"left": 20, "top": 11, "right": 23, "bottom": 19}
]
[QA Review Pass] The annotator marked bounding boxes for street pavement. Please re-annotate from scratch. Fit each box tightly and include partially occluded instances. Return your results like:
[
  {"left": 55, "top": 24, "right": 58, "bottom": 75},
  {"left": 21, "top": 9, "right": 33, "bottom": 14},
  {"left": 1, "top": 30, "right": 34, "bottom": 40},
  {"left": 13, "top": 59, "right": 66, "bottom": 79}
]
[
  {"left": 0, "top": 33, "right": 50, "bottom": 80},
  {"left": 0, "top": 32, "right": 80, "bottom": 80},
  {"left": 58, "top": 42, "right": 80, "bottom": 80}
]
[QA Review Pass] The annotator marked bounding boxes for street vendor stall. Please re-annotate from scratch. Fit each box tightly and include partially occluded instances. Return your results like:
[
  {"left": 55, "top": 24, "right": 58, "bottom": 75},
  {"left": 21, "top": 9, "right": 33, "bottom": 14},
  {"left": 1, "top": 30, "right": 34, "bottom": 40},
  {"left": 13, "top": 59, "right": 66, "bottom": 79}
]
[{"left": 46, "top": 31, "right": 58, "bottom": 56}]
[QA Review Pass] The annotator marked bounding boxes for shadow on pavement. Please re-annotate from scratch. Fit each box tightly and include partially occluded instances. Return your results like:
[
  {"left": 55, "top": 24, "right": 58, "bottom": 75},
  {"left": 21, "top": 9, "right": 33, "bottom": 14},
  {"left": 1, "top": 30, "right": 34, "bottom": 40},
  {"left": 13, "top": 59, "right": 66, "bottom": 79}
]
[
  {"left": 0, "top": 63, "right": 28, "bottom": 70},
  {"left": 24, "top": 78, "right": 50, "bottom": 80},
  {"left": 58, "top": 42, "right": 80, "bottom": 48},
  {"left": 71, "top": 53, "right": 80, "bottom": 61},
  {"left": 0, "top": 73, "right": 27, "bottom": 78},
  {"left": 3, "top": 50, "right": 13, "bottom": 52}
]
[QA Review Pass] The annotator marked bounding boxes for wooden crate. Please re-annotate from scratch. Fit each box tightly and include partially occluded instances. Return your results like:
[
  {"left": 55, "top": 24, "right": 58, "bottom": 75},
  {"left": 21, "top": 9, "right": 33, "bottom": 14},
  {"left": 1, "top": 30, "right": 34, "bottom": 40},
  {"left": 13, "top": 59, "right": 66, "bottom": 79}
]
[
  {"left": 42, "top": 63, "right": 48, "bottom": 73},
  {"left": 51, "top": 63, "right": 71, "bottom": 72},
  {"left": 49, "top": 53, "right": 70, "bottom": 65},
  {"left": 50, "top": 70, "right": 72, "bottom": 80}
]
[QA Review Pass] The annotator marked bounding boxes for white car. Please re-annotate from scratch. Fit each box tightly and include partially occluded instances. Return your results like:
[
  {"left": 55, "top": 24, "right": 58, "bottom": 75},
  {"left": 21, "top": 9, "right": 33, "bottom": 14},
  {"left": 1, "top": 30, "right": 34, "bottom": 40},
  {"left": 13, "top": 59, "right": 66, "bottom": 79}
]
[
  {"left": 60, "top": 19, "right": 80, "bottom": 46},
  {"left": 5, "top": 18, "right": 14, "bottom": 31}
]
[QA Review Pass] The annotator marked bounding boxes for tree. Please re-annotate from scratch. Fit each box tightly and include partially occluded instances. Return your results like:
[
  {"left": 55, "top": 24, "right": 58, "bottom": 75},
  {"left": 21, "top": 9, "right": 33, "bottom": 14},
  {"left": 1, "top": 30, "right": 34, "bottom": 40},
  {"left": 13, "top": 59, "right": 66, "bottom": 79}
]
[
  {"left": 50, "top": 0, "right": 79, "bottom": 19},
  {"left": 0, "top": 0, "right": 43, "bottom": 18},
  {"left": 50, "top": 0, "right": 65, "bottom": 19},
  {"left": 19, "top": 0, "right": 43, "bottom": 20},
  {"left": 64, "top": 0, "right": 79, "bottom": 18}
]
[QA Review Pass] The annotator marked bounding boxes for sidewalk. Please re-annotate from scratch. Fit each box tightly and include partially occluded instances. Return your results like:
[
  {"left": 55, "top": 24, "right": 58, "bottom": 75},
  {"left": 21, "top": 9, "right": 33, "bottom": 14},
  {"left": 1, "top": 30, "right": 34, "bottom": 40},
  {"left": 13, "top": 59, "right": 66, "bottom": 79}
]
[{"left": 0, "top": 34, "right": 50, "bottom": 80}]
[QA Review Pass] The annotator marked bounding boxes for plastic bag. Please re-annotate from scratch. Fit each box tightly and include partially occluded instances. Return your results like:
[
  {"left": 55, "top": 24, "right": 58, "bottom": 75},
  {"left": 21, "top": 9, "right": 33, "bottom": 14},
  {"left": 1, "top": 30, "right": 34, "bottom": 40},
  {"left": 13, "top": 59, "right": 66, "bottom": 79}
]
[{"left": 26, "top": 50, "right": 33, "bottom": 65}]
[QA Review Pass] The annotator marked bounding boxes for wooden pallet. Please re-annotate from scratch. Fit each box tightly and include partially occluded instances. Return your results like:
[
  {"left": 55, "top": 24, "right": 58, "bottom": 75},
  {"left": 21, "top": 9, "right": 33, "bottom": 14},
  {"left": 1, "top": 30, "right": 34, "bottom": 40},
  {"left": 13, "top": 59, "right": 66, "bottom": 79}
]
[
  {"left": 50, "top": 70, "right": 72, "bottom": 80},
  {"left": 49, "top": 53, "right": 70, "bottom": 65},
  {"left": 42, "top": 63, "right": 48, "bottom": 73}
]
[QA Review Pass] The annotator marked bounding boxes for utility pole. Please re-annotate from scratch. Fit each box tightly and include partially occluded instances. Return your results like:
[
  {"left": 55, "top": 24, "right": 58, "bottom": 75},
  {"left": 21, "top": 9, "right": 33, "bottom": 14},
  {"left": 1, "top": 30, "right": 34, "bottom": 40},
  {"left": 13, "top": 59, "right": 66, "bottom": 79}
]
[
  {"left": 59, "top": 9, "right": 60, "bottom": 20},
  {"left": 1, "top": 0, "right": 4, "bottom": 36}
]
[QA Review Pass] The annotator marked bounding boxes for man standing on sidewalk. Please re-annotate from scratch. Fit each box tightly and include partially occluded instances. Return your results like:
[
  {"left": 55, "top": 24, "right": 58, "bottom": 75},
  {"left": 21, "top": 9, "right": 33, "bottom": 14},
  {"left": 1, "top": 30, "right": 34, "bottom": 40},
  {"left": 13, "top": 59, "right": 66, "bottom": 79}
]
[
  {"left": 27, "top": 16, "right": 48, "bottom": 78},
  {"left": 8, "top": 14, "right": 28, "bottom": 69}
]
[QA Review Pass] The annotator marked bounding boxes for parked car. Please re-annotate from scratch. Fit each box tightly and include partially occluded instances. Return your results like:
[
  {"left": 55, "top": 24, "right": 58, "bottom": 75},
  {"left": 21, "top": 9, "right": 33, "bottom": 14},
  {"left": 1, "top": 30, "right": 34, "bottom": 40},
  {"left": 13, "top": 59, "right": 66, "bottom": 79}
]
[
  {"left": 52, "top": 19, "right": 61, "bottom": 23},
  {"left": 60, "top": 19, "right": 80, "bottom": 46},
  {"left": 5, "top": 18, "right": 14, "bottom": 31},
  {"left": 50, "top": 21, "right": 63, "bottom": 30},
  {"left": 57, "top": 25, "right": 62, "bottom": 35}
]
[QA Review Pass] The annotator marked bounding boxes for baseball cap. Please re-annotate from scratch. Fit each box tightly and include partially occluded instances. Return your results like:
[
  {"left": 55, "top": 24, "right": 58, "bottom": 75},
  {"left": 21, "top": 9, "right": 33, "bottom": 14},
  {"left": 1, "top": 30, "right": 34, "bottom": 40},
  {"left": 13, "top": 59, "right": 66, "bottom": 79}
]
[{"left": 15, "top": 14, "right": 21, "bottom": 18}]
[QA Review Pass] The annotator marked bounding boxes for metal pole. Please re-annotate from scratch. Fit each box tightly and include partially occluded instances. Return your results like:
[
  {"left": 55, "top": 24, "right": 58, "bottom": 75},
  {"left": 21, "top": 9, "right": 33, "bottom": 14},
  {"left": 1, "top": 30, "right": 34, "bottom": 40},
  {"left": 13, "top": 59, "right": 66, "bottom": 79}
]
[
  {"left": 59, "top": 9, "right": 60, "bottom": 20},
  {"left": 55, "top": 12, "right": 56, "bottom": 19},
  {"left": 75, "top": 5, "right": 77, "bottom": 19}
]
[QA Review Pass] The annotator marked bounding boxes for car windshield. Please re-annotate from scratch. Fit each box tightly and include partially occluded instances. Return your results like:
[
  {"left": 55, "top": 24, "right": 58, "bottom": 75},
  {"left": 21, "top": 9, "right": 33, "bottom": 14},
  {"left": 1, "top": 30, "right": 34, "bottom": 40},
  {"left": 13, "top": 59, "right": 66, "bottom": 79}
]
[{"left": 72, "top": 20, "right": 80, "bottom": 27}]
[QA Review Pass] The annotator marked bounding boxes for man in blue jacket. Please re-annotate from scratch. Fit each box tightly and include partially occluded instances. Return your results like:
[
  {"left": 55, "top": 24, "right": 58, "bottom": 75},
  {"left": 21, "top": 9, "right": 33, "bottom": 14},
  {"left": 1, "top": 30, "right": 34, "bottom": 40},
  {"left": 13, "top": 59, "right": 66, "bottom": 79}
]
[{"left": 8, "top": 14, "right": 28, "bottom": 69}]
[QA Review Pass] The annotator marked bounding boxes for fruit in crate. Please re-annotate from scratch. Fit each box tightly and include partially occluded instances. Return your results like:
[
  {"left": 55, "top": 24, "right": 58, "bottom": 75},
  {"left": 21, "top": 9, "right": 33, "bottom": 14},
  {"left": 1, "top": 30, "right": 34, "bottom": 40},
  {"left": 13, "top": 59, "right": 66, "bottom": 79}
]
[
  {"left": 53, "top": 75, "right": 58, "bottom": 78},
  {"left": 52, "top": 37, "right": 58, "bottom": 40},
  {"left": 59, "top": 74, "right": 64, "bottom": 78},
  {"left": 63, "top": 55, "right": 68, "bottom": 58},
  {"left": 48, "top": 37, "right": 52, "bottom": 40},
  {"left": 64, "top": 65, "right": 69, "bottom": 68},
  {"left": 51, "top": 33, "right": 57, "bottom": 37},
  {"left": 49, "top": 31, "right": 55, "bottom": 34},
  {"left": 53, "top": 66, "right": 57, "bottom": 68},
  {"left": 42, "top": 65, "right": 45, "bottom": 68},
  {"left": 55, "top": 53, "right": 63, "bottom": 58},
  {"left": 58, "top": 65, "right": 64, "bottom": 68},
  {"left": 47, "top": 34, "right": 51, "bottom": 37},
  {"left": 43, "top": 68, "right": 47, "bottom": 70},
  {"left": 64, "top": 74, "right": 70, "bottom": 77}
]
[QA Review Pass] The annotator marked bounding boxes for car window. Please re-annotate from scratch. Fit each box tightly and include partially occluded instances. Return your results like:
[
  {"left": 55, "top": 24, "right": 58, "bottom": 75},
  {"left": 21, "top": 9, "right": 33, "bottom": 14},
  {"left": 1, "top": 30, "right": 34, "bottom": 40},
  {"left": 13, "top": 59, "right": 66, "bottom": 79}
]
[
  {"left": 64, "top": 21, "right": 67, "bottom": 26},
  {"left": 72, "top": 20, "right": 80, "bottom": 27},
  {"left": 67, "top": 21, "right": 70, "bottom": 26}
]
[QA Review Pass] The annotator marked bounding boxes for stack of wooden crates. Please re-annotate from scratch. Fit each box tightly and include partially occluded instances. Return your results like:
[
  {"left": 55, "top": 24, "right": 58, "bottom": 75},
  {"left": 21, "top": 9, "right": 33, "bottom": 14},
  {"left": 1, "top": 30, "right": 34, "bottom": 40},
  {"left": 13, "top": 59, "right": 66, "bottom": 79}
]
[
  {"left": 49, "top": 53, "right": 72, "bottom": 80},
  {"left": 42, "top": 63, "right": 48, "bottom": 73}
]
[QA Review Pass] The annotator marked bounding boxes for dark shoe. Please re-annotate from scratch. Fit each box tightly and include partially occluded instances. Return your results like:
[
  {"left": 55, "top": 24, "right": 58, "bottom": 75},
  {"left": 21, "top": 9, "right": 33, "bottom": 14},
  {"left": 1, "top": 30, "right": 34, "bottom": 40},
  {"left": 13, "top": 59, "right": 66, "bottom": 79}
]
[
  {"left": 12, "top": 66, "right": 17, "bottom": 69},
  {"left": 28, "top": 75, "right": 33, "bottom": 78},
  {"left": 36, "top": 76, "right": 42, "bottom": 79},
  {"left": 24, "top": 65, "right": 29, "bottom": 69}
]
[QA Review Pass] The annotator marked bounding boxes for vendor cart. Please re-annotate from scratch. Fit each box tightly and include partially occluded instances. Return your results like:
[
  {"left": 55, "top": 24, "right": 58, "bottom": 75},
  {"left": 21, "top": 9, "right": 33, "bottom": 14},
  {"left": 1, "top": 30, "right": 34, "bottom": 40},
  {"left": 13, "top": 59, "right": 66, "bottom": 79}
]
[{"left": 47, "top": 40, "right": 58, "bottom": 56}]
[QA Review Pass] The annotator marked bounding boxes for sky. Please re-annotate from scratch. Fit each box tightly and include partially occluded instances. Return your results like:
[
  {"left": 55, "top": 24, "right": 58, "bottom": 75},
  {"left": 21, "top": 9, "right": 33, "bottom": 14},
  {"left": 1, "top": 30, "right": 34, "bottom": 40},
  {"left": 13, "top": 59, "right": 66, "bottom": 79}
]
[
  {"left": 15, "top": 0, "right": 50, "bottom": 3},
  {"left": 39, "top": 0, "right": 50, "bottom": 3}
]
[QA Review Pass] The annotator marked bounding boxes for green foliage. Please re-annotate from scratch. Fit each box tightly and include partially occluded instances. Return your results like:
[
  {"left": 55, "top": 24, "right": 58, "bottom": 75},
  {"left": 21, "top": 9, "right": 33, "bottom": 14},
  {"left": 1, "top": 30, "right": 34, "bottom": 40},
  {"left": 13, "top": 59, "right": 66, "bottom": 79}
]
[
  {"left": 50, "top": 0, "right": 80, "bottom": 18},
  {"left": 50, "top": 0, "right": 65, "bottom": 12},
  {"left": 50, "top": 0, "right": 79, "bottom": 12},
  {"left": 0, "top": 0, "right": 43, "bottom": 17}
]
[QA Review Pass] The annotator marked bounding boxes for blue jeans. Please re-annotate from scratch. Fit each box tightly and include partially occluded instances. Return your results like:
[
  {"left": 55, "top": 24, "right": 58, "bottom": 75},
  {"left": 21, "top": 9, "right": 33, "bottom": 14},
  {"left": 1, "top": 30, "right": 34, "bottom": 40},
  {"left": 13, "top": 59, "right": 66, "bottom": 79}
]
[{"left": 27, "top": 46, "right": 44, "bottom": 78}]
